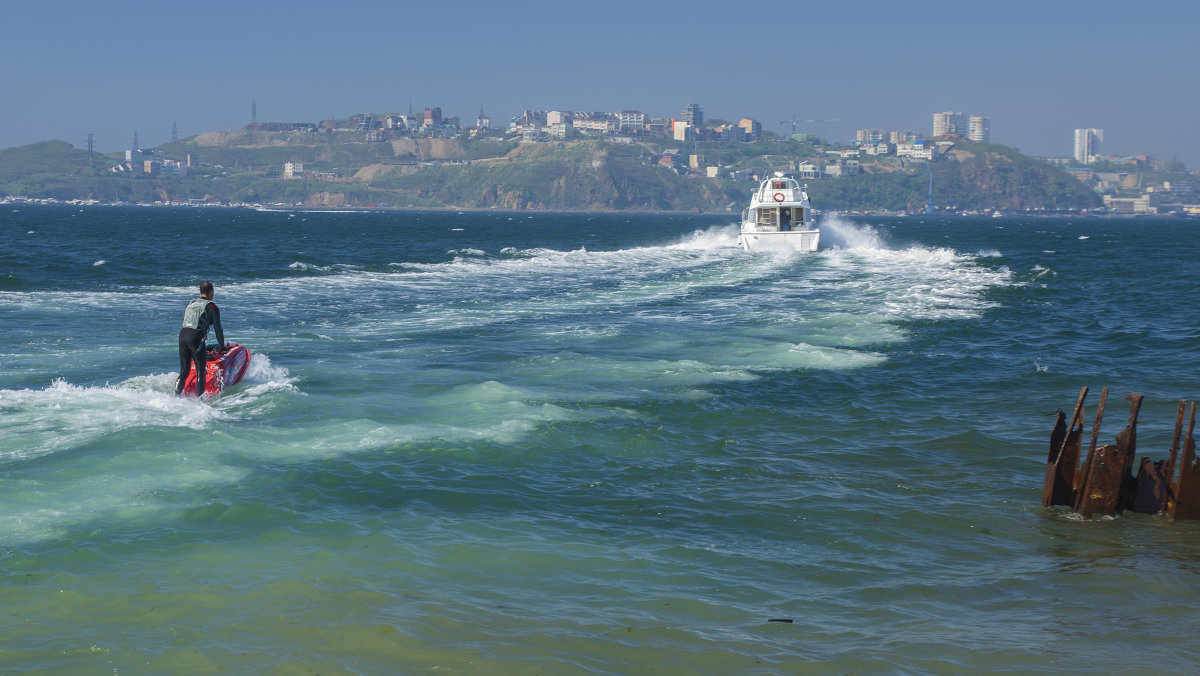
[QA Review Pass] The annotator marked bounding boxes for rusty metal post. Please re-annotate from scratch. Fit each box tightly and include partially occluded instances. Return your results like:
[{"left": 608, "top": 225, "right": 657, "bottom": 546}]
[
  {"left": 1169, "top": 403, "right": 1200, "bottom": 521},
  {"left": 1077, "top": 445, "right": 1125, "bottom": 518},
  {"left": 1044, "top": 387, "right": 1087, "bottom": 507},
  {"left": 1114, "top": 394, "right": 1144, "bottom": 511},
  {"left": 1160, "top": 401, "right": 1187, "bottom": 516},
  {"left": 1074, "top": 387, "right": 1109, "bottom": 513}
]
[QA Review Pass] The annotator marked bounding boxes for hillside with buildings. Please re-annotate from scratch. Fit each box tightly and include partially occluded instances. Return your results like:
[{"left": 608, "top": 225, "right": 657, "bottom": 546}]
[{"left": 1, "top": 105, "right": 1190, "bottom": 214}]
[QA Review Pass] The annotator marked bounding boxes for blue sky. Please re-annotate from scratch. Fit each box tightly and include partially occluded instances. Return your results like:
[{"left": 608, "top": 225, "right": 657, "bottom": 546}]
[{"left": 2, "top": 0, "right": 1196, "bottom": 168}]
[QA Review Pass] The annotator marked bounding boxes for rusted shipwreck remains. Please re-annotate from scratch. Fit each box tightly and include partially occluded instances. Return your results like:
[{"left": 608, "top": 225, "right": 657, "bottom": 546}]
[{"left": 1043, "top": 386, "right": 1200, "bottom": 519}]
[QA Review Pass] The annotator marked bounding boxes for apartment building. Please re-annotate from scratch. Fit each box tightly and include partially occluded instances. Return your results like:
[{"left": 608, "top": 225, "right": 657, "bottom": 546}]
[
  {"left": 969, "top": 116, "right": 990, "bottom": 143},
  {"left": 619, "top": 111, "right": 645, "bottom": 134},
  {"left": 932, "top": 111, "right": 967, "bottom": 137},
  {"left": 1074, "top": 128, "right": 1103, "bottom": 164}
]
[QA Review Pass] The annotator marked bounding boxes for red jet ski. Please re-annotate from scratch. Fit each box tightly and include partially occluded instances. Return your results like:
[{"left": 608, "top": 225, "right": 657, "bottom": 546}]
[{"left": 181, "top": 342, "right": 251, "bottom": 399}]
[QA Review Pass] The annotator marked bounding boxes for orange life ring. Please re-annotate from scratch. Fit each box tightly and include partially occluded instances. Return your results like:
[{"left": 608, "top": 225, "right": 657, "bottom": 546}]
[{"left": 773, "top": 192, "right": 785, "bottom": 202}]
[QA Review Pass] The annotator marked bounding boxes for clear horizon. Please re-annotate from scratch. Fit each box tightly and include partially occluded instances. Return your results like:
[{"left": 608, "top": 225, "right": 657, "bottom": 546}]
[{"left": 3, "top": 0, "right": 1196, "bottom": 168}]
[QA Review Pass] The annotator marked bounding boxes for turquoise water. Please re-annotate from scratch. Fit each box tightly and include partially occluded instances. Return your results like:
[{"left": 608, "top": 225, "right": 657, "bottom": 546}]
[{"left": 2, "top": 206, "right": 1199, "bottom": 674}]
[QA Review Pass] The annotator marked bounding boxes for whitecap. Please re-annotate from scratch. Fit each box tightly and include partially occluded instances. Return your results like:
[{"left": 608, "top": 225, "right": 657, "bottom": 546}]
[
  {"left": 448, "top": 248, "right": 487, "bottom": 257},
  {"left": 667, "top": 224, "right": 740, "bottom": 250}
]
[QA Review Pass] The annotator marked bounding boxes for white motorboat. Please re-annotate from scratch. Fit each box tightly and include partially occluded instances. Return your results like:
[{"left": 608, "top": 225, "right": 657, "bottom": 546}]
[{"left": 738, "top": 172, "right": 819, "bottom": 252}]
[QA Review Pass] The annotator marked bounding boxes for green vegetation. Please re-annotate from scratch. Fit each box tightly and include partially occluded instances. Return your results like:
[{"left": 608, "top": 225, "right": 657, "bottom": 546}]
[
  {"left": 0, "top": 131, "right": 1104, "bottom": 212},
  {"left": 0, "top": 140, "right": 110, "bottom": 196},
  {"left": 809, "top": 172, "right": 922, "bottom": 212},
  {"left": 936, "top": 141, "right": 1099, "bottom": 211}
]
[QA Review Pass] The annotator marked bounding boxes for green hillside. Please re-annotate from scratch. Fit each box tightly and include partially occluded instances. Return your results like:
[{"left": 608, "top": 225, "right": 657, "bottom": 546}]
[
  {"left": 809, "top": 141, "right": 1100, "bottom": 212},
  {"left": 0, "top": 140, "right": 111, "bottom": 195},
  {"left": 0, "top": 133, "right": 1101, "bottom": 213},
  {"left": 360, "top": 142, "right": 743, "bottom": 211}
]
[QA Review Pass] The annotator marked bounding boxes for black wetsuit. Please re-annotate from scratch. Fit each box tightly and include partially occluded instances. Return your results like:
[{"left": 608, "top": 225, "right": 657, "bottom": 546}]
[{"left": 176, "top": 297, "right": 225, "bottom": 396}]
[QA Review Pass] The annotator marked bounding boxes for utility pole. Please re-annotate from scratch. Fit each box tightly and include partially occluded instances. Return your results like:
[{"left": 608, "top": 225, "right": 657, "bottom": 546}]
[{"left": 924, "top": 166, "right": 935, "bottom": 214}]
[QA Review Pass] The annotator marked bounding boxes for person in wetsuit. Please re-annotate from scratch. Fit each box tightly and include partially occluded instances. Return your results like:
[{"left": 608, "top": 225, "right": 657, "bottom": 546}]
[{"left": 176, "top": 281, "right": 226, "bottom": 397}]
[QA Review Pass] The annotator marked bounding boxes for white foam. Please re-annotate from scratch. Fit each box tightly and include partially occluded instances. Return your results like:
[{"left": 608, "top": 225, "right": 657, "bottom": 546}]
[
  {"left": 808, "top": 218, "right": 1012, "bottom": 321},
  {"left": 217, "top": 216, "right": 1010, "bottom": 349},
  {"left": 0, "top": 376, "right": 222, "bottom": 464},
  {"left": 288, "top": 261, "right": 361, "bottom": 273},
  {"left": 666, "top": 224, "right": 741, "bottom": 250},
  {"left": 0, "top": 351, "right": 296, "bottom": 464},
  {"left": 819, "top": 213, "right": 886, "bottom": 250},
  {"left": 1029, "top": 265, "right": 1055, "bottom": 279}
]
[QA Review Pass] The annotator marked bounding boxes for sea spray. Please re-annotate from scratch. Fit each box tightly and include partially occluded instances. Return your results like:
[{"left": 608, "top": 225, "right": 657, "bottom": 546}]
[{"left": 818, "top": 212, "right": 887, "bottom": 250}]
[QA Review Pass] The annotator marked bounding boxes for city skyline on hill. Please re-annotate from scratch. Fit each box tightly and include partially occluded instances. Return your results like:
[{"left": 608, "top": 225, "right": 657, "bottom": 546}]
[{"left": 2, "top": 0, "right": 1196, "bottom": 168}]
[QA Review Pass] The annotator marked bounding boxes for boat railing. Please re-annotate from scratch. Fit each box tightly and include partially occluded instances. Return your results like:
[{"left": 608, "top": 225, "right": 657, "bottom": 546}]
[{"left": 753, "top": 191, "right": 808, "bottom": 206}]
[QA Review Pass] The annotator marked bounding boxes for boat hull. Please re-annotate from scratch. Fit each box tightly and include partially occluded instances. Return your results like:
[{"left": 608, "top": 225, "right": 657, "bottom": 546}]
[{"left": 738, "top": 229, "right": 820, "bottom": 252}]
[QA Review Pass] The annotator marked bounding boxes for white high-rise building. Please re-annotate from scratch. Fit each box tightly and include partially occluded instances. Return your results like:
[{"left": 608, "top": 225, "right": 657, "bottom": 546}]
[
  {"left": 932, "top": 111, "right": 967, "bottom": 137},
  {"left": 1073, "top": 128, "right": 1103, "bottom": 164},
  {"left": 968, "top": 116, "right": 990, "bottom": 143}
]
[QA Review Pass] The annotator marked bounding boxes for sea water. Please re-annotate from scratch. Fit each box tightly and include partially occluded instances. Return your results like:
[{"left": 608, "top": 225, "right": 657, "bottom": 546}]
[{"left": 2, "top": 206, "right": 1199, "bottom": 674}]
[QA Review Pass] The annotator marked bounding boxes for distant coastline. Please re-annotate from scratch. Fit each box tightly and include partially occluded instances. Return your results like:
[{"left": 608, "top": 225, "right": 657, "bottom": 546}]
[
  {"left": 6, "top": 194, "right": 1191, "bottom": 219},
  {"left": 1, "top": 131, "right": 1193, "bottom": 215}
]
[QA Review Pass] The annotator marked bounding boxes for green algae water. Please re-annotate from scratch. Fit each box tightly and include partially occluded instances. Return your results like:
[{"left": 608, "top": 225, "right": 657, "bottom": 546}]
[{"left": 2, "top": 205, "right": 1199, "bottom": 674}]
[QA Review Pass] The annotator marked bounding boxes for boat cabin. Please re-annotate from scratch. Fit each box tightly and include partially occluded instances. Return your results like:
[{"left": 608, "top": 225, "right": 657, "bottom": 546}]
[
  {"left": 746, "top": 175, "right": 810, "bottom": 232},
  {"left": 751, "top": 205, "right": 806, "bottom": 232}
]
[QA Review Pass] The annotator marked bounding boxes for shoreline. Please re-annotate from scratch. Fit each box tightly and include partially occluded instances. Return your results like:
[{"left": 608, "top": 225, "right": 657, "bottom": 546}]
[{"left": 3, "top": 195, "right": 1194, "bottom": 219}]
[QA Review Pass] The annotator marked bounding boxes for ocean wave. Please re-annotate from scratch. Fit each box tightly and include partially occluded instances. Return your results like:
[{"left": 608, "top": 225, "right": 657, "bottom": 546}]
[
  {"left": 447, "top": 248, "right": 489, "bottom": 258},
  {"left": 288, "top": 261, "right": 363, "bottom": 274},
  {"left": 0, "top": 351, "right": 296, "bottom": 465}
]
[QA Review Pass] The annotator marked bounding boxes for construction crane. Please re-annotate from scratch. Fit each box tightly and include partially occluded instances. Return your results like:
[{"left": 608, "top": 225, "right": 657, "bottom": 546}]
[{"left": 780, "top": 115, "right": 840, "bottom": 135}]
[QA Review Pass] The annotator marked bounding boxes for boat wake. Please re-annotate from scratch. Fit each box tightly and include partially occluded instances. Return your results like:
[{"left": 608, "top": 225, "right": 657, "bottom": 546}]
[
  {"left": 818, "top": 212, "right": 887, "bottom": 250},
  {"left": 0, "top": 352, "right": 297, "bottom": 465},
  {"left": 666, "top": 223, "right": 741, "bottom": 250}
]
